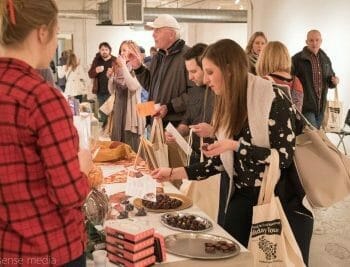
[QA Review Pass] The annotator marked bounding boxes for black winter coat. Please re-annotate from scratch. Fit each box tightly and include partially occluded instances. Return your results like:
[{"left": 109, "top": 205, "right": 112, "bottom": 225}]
[{"left": 292, "top": 47, "right": 336, "bottom": 115}]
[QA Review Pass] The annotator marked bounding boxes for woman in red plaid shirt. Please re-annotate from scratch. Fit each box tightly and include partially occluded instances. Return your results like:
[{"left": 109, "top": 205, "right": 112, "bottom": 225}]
[{"left": 0, "top": 0, "right": 92, "bottom": 266}]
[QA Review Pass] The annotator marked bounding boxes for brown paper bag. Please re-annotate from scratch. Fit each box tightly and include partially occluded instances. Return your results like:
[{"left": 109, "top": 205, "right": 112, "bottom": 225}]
[
  {"left": 150, "top": 118, "right": 169, "bottom": 167},
  {"left": 168, "top": 142, "right": 187, "bottom": 167},
  {"left": 140, "top": 137, "right": 159, "bottom": 170}
]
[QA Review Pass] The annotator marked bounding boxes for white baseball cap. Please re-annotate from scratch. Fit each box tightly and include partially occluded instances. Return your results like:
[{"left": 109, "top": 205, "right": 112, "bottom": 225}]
[{"left": 144, "top": 14, "right": 180, "bottom": 30}]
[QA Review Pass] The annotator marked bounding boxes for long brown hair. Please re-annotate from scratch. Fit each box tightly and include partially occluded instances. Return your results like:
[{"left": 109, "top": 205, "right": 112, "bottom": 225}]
[
  {"left": 0, "top": 0, "right": 58, "bottom": 46},
  {"left": 202, "top": 39, "right": 248, "bottom": 138},
  {"left": 66, "top": 52, "right": 78, "bottom": 71},
  {"left": 245, "top": 31, "right": 267, "bottom": 54}
]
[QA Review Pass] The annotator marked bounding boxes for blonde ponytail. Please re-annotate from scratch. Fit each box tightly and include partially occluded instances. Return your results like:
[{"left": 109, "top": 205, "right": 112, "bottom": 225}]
[{"left": 0, "top": 0, "right": 58, "bottom": 46}]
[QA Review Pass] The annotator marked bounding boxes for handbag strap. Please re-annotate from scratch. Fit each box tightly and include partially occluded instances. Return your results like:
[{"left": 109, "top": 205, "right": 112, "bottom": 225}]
[
  {"left": 334, "top": 86, "right": 339, "bottom": 102},
  {"left": 200, "top": 137, "right": 204, "bottom": 162},
  {"left": 257, "top": 149, "right": 281, "bottom": 205},
  {"left": 133, "top": 136, "right": 143, "bottom": 169},
  {"left": 278, "top": 87, "right": 316, "bottom": 129},
  {"left": 150, "top": 118, "right": 165, "bottom": 144},
  {"left": 186, "top": 128, "right": 194, "bottom": 166}
]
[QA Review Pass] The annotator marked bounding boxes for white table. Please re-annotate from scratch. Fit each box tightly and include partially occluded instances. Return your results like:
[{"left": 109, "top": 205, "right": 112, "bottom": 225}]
[{"left": 101, "top": 179, "right": 253, "bottom": 266}]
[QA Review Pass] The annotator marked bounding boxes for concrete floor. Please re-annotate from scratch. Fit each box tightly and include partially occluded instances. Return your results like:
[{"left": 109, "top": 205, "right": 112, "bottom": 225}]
[{"left": 309, "top": 195, "right": 350, "bottom": 266}]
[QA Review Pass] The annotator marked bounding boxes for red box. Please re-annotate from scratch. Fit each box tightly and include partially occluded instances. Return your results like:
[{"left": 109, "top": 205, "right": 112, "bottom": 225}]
[
  {"left": 108, "top": 253, "right": 156, "bottom": 267},
  {"left": 154, "top": 233, "right": 167, "bottom": 262},
  {"left": 105, "top": 221, "right": 154, "bottom": 243},
  {"left": 106, "top": 235, "right": 154, "bottom": 253},
  {"left": 107, "top": 244, "right": 154, "bottom": 262}
]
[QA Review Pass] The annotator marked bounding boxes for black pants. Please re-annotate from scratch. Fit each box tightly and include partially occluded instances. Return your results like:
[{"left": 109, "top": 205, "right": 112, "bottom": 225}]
[
  {"left": 74, "top": 94, "right": 83, "bottom": 103},
  {"left": 217, "top": 171, "right": 230, "bottom": 227},
  {"left": 64, "top": 253, "right": 86, "bottom": 267},
  {"left": 224, "top": 185, "right": 313, "bottom": 265}
]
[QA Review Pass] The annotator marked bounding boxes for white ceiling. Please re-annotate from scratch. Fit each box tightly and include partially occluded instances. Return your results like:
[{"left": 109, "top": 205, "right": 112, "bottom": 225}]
[
  {"left": 143, "top": 0, "right": 248, "bottom": 9},
  {"left": 57, "top": 0, "right": 248, "bottom": 11}
]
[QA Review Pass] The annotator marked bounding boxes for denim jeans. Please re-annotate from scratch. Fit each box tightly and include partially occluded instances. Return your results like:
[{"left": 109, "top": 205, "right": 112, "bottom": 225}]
[{"left": 303, "top": 112, "right": 324, "bottom": 129}]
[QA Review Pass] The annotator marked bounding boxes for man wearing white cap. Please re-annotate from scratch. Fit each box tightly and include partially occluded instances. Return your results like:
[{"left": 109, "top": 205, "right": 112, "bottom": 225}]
[{"left": 128, "top": 14, "right": 192, "bottom": 127}]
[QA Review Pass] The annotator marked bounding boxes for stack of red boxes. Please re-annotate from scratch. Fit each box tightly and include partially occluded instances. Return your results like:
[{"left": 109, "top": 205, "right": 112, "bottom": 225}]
[{"left": 105, "top": 221, "right": 165, "bottom": 266}]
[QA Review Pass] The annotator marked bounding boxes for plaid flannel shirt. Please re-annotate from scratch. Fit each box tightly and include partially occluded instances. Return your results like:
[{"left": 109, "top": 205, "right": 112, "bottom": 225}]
[{"left": 0, "top": 58, "right": 90, "bottom": 266}]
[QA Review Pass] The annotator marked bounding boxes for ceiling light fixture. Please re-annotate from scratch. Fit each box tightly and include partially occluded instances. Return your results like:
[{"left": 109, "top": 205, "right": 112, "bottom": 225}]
[{"left": 235, "top": 0, "right": 240, "bottom": 4}]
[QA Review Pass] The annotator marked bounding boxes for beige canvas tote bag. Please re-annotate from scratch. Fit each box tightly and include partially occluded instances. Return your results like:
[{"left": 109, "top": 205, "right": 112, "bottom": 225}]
[{"left": 248, "top": 150, "right": 305, "bottom": 267}]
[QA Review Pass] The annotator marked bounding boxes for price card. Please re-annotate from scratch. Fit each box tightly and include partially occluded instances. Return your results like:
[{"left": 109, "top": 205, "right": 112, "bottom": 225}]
[
  {"left": 136, "top": 101, "right": 156, "bottom": 117},
  {"left": 125, "top": 171, "right": 157, "bottom": 202}
]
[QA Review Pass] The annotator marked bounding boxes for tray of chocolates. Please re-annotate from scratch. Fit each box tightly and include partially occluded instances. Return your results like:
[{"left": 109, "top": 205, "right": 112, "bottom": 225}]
[
  {"left": 164, "top": 233, "right": 240, "bottom": 259},
  {"left": 161, "top": 213, "right": 213, "bottom": 233},
  {"left": 133, "top": 193, "right": 192, "bottom": 213}
]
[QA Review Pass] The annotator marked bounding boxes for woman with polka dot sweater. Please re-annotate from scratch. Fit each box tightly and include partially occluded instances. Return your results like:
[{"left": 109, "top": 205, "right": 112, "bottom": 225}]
[{"left": 152, "top": 39, "right": 313, "bottom": 266}]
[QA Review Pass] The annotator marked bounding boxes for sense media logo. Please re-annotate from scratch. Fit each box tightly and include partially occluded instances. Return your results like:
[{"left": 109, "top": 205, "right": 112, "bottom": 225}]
[
  {"left": 0, "top": 256, "right": 57, "bottom": 265},
  {"left": 251, "top": 219, "right": 282, "bottom": 238}
]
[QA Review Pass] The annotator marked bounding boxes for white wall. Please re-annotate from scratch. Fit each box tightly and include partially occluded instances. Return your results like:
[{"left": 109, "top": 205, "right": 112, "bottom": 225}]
[
  {"left": 186, "top": 23, "right": 247, "bottom": 47},
  {"left": 251, "top": 0, "right": 350, "bottom": 114},
  {"left": 58, "top": 18, "right": 247, "bottom": 68},
  {"left": 251, "top": 0, "right": 350, "bottom": 149}
]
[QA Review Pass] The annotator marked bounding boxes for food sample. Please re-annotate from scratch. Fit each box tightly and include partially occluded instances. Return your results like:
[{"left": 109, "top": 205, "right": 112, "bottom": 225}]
[
  {"left": 204, "top": 241, "right": 236, "bottom": 253},
  {"left": 205, "top": 246, "right": 216, "bottom": 253},
  {"left": 117, "top": 211, "right": 129, "bottom": 219},
  {"left": 125, "top": 203, "right": 134, "bottom": 211},
  {"left": 201, "top": 143, "right": 209, "bottom": 151},
  {"left": 142, "top": 194, "right": 182, "bottom": 210},
  {"left": 164, "top": 214, "right": 207, "bottom": 231},
  {"left": 135, "top": 207, "right": 147, "bottom": 216},
  {"left": 156, "top": 187, "right": 164, "bottom": 194},
  {"left": 121, "top": 199, "right": 130, "bottom": 205},
  {"left": 128, "top": 170, "right": 144, "bottom": 178}
]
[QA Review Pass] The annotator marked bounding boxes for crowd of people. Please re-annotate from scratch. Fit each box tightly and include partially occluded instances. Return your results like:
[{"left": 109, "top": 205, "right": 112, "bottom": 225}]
[{"left": 0, "top": 0, "right": 340, "bottom": 266}]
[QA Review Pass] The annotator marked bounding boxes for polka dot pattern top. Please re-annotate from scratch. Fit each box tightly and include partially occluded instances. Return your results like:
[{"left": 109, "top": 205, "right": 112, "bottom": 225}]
[{"left": 184, "top": 87, "right": 296, "bottom": 188}]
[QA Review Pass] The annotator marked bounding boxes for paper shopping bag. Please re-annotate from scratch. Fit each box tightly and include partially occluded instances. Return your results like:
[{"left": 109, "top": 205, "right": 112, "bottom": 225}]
[
  {"left": 150, "top": 118, "right": 169, "bottom": 167},
  {"left": 167, "top": 142, "right": 187, "bottom": 167},
  {"left": 140, "top": 137, "right": 159, "bottom": 170},
  {"left": 323, "top": 87, "right": 343, "bottom": 132}
]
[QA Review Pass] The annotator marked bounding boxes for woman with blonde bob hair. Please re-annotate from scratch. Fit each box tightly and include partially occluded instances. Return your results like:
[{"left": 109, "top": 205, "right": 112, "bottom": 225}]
[
  {"left": 152, "top": 39, "right": 313, "bottom": 265},
  {"left": 256, "top": 41, "right": 304, "bottom": 112},
  {"left": 0, "top": 0, "right": 91, "bottom": 265}
]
